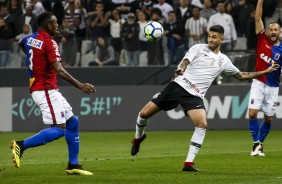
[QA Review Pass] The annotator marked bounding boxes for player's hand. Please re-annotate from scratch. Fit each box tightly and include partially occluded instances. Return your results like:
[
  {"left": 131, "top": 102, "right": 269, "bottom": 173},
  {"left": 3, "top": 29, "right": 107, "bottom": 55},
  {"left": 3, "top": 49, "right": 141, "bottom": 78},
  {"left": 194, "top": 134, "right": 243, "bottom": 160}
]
[
  {"left": 81, "top": 83, "right": 96, "bottom": 94},
  {"left": 266, "top": 64, "right": 280, "bottom": 73},
  {"left": 172, "top": 68, "right": 184, "bottom": 80},
  {"left": 175, "top": 68, "right": 184, "bottom": 76}
]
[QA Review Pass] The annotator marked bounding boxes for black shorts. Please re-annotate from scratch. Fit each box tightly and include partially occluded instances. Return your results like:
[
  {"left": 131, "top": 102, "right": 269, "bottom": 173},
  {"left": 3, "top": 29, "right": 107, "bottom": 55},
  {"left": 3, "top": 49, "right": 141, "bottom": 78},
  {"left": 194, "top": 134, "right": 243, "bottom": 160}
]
[{"left": 151, "top": 81, "right": 205, "bottom": 116}]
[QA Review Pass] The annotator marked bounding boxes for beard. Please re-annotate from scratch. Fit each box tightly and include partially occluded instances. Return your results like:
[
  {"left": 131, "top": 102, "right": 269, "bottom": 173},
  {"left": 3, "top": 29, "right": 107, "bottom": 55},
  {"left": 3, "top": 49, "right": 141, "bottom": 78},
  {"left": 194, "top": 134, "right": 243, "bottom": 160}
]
[
  {"left": 270, "top": 36, "right": 279, "bottom": 43},
  {"left": 208, "top": 42, "right": 220, "bottom": 51},
  {"left": 270, "top": 34, "right": 279, "bottom": 43}
]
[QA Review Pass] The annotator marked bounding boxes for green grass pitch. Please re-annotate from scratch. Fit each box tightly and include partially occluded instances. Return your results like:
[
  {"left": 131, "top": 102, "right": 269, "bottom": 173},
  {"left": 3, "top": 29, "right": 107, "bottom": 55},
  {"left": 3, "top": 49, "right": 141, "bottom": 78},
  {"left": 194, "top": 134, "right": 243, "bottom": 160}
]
[{"left": 0, "top": 130, "right": 282, "bottom": 184}]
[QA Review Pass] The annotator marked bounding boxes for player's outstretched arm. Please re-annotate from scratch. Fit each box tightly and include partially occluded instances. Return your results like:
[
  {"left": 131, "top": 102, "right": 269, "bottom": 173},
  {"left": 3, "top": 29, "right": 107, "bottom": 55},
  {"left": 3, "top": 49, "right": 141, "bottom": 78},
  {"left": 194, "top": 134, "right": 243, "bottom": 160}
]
[
  {"left": 51, "top": 61, "right": 96, "bottom": 94},
  {"left": 232, "top": 64, "right": 280, "bottom": 81},
  {"left": 255, "top": 0, "right": 264, "bottom": 34},
  {"left": 173, "top": 58, "right": 190, "bottom": 79},
  {"left": 175, "top": 59, "right": 190, "bottom": 75}
]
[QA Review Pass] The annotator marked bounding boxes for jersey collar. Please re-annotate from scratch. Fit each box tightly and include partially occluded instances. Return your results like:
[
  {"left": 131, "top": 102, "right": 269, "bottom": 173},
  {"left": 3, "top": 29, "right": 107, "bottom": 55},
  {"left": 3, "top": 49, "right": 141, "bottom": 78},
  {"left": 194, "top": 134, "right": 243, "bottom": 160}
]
[{"left": 37, "top": 29, "right": 52, "bottom": 38}]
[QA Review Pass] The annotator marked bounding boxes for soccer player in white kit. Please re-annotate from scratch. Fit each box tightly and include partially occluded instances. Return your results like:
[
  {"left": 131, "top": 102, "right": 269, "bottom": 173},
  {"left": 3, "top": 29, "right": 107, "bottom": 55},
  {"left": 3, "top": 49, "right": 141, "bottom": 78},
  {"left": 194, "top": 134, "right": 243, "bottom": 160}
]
[{"left": 130, "top": 25, "right": 279, "bottom": 172}]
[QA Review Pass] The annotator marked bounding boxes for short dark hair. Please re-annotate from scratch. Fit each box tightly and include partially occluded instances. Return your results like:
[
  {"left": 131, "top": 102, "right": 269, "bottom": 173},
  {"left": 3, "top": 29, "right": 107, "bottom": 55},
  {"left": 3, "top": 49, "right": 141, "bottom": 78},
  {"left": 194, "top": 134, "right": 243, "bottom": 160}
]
[
  {"left": 269, "top": 21, "right": 281, "bottom": 28},
  {"left": 95, "top": 1, "right": 103, "bottom": 6},
  {"left": 151, "top": 8, "right": 162, "bottom": 17},
  {"left": 37, "top": 11, "right": 54, "bottom": 27},
  {"left": 209, "top": 25, "right": 224, "bottom": 34}
]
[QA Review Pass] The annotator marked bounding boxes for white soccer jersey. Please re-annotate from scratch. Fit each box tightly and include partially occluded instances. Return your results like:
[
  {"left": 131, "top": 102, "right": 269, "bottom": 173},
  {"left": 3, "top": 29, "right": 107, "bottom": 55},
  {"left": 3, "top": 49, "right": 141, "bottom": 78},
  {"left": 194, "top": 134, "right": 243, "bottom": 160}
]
[{"left": 174, "top": 44, "right": 239, "bottom": 99}]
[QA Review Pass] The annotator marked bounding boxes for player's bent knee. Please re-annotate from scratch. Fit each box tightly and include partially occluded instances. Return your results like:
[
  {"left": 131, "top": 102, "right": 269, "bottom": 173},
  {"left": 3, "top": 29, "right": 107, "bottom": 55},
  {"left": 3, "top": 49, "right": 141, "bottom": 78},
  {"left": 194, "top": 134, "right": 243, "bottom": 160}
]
[
  {"left": 197, "top": 122, "right": 207, "bottom": 129},
  {"left": 264, "top": 116, "right": 272, "bottom": 122},
  {"left": 66, "top": 116, "right": 79, "bottom": 131},
  {"left": 249, "top": 109, "right": 258, "bottom": 119},
  {"left": 139, "top": 111, "right": 152, "bottom": 119},
  {"left": 55, "top": 123, "right": 66, "bottom": 129},
  {"left": 249, "top": 113, "right": 257, "bottom": 119}
]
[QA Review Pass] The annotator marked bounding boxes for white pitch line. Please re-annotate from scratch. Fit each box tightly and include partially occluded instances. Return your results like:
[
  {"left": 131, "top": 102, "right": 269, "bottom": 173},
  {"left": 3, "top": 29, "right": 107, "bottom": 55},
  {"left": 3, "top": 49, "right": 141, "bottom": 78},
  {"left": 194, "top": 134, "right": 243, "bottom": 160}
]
[{"left": 1, "top": 149, "right": 282, "bottom": 167}]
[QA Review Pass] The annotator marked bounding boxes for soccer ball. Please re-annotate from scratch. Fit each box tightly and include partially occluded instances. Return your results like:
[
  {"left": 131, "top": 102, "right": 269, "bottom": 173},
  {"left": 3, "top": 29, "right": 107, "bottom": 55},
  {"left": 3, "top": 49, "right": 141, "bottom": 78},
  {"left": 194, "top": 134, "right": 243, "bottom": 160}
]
[{"left": 144, "top": 21, "right": 163, "bottom": 41}]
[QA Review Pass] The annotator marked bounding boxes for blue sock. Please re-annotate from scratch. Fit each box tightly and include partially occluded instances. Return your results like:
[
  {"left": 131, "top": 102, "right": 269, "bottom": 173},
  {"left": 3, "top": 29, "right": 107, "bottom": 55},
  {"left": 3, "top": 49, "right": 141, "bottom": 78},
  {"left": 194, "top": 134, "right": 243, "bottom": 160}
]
[
  {"left": 249, "top": 119, "right": 259, "bottom": 142},
  {"left": 23, "top": 127, "right": 65, "bottom": 150},
  {"left": 65, "top": 116, "right": 79, "bottom": 165},
  {"left": 259, "top": 121, "right": 271, "bottom": 143}
]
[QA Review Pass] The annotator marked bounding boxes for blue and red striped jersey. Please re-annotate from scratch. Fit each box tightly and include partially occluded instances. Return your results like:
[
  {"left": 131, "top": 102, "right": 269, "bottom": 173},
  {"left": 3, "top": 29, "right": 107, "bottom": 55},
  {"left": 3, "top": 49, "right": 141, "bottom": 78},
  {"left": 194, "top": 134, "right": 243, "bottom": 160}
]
[
  {"left": 255, "top": 30, "right": 282, "bottom": 87},
  {"left": 19, "top": 30, "right": 62, "bottom": 93}
]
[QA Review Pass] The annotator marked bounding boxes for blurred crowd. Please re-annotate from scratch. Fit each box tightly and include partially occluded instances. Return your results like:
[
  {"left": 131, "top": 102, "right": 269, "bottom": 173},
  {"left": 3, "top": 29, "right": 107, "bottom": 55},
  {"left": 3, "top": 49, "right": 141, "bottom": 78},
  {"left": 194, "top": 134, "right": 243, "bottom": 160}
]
[{"left": 0, "top": 0, "right": 281, "bottom": 67}]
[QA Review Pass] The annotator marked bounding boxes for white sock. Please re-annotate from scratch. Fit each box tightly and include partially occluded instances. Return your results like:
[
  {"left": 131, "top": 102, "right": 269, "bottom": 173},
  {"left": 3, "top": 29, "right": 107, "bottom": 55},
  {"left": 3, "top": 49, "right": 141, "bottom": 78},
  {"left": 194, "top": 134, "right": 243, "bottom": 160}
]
[
  {"left": 185, "top": 127, "right": 206, "bottom": 163},
  {"left": 135, "top": 114, "right": 148, "bottom": 139}
]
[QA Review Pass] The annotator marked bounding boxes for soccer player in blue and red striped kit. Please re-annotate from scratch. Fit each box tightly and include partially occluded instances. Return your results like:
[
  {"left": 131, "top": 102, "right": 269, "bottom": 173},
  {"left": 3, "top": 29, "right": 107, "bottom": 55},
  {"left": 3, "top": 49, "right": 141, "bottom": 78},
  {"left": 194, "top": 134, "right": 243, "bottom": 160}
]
[
  {"left": 11, "top": 11, "right": 95, "bottom": 175},
  {"left": 248, "top": 0, "right": 282, "bottom": 156}
]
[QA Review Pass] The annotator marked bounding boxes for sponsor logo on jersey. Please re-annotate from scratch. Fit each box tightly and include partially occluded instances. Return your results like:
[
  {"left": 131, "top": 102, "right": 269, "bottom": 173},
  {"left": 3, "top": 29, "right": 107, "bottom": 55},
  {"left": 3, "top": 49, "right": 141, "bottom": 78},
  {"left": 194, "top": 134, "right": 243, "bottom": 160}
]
[
  {"left": 183, "top": 77, "right": 200, "bottom": 93},
  {"left": 260, "top": 53, "right": 277, "bottom": 64},
  {"left": 27, "top": 38, "right": 43, "bottom": 49},
  {"left": 51, "top": 40, "right": 60, "bottom": 56}
]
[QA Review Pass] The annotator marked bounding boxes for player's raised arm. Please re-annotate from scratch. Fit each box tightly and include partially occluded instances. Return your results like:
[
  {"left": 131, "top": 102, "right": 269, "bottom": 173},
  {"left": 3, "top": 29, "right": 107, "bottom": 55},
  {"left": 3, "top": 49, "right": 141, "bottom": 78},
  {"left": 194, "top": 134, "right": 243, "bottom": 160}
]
[
  {"left": 51, "top": 61, "right": 96, "bottom": 94},
  {"left": 232, "top": 64, "right": 280, "bottom": 81},
  {"left": 255, "top": 0, "right": 264, "bottom": 34}
]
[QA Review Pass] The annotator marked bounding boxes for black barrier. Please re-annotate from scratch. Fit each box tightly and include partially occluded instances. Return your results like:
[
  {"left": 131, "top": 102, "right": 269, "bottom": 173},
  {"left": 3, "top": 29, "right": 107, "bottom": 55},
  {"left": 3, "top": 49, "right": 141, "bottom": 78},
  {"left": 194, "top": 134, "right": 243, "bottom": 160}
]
[
  {"left": 0, "top": 66, "right": 176, "bottom": 87},
  {"left": 9, "top": 85, "right": 282, "bottom": 132}
]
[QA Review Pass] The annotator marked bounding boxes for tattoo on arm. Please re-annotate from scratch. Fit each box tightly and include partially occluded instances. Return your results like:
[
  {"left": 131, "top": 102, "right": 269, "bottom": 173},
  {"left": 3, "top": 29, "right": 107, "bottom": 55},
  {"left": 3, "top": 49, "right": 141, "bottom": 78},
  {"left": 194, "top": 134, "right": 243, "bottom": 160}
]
[{"left": 179, "top": 59, "right": 190, "bottom": 68}]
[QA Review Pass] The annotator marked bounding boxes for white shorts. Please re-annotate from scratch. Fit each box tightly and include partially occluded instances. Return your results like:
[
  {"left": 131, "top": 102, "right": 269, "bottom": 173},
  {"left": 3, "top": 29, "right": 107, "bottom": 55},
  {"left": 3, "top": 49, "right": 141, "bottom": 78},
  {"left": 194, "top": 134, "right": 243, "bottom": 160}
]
[
  {"left": 31, "top": 89, "right": 73, "bottom": 125},
  {"left": 248, "top": 79, "right": 279, "bottom": 116}
]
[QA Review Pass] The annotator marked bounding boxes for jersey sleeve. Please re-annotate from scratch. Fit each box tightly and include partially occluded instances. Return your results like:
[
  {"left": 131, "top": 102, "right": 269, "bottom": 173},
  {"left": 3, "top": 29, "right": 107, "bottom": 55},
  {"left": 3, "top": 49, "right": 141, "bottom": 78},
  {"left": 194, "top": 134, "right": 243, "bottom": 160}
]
[
  {"left": 222, "top": 57, "right": 239, "bottom": 76},
  {"left": 18, "top": 35, "right": 28, "bottom": 47},
  {"left": 18, "top": 36, "right": 27, "bottom": 45},
  {"left": 257, "top": 29, "right": 267, "bottom": 41},
  {"left": 182, "top": 44, "right": 200, "bottom": 64},
  {"left": 44, "top": 39, "right": 62, "bottom": 64}
]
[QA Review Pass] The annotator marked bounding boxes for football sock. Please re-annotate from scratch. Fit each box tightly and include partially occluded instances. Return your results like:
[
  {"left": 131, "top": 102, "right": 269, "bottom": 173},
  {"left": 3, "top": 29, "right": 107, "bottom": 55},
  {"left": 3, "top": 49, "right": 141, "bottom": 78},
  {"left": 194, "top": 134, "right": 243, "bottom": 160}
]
[
  {"left": 23, "top": 126, "right": 65, "bottom": 150},
  {"left": 135, "top": 114, "right": 149, "bottom": 139},
  {"left": 65, "top": 116, "right": 79, "bottom": 165},
  {"left": 185, "top": 127, "right": 206, "bottom": 163},
  {"left": 258, "top": 121, "right": 271, "bottom": 143},
  {"left": 249, "top": 119, "right": 259, "bottom": 142}
]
